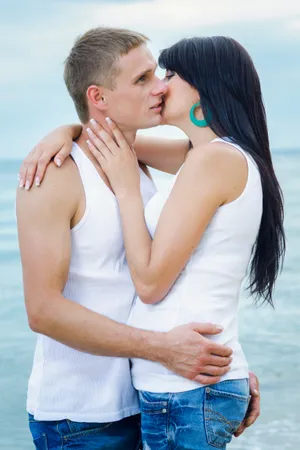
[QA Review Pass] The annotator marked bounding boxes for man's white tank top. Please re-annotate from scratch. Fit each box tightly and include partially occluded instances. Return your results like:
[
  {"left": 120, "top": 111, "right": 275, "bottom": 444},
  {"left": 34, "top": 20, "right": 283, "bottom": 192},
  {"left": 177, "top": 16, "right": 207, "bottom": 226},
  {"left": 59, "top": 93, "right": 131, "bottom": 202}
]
[
  {"left": 26, "top": 142, "right": 157, "bottom": 422},
  {"left": 128, "top": 138, "right": 263, "bottom": 393}
]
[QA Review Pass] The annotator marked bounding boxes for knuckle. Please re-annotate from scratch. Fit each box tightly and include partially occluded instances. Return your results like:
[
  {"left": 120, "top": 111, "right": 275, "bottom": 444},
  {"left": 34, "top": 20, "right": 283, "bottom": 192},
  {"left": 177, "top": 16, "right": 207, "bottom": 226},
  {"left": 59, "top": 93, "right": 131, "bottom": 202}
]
[
  {"left": 38, "top": 158, "right": 47, "bottom": 166},
  {"left": 35, "top": 146, "right": 43, "bottom": 156},
  {"left": 197, "top": 356, "right": 205, "bottom": 368},
  {"left": 202, "top": 342, "right": 210, "bottom": 353}
]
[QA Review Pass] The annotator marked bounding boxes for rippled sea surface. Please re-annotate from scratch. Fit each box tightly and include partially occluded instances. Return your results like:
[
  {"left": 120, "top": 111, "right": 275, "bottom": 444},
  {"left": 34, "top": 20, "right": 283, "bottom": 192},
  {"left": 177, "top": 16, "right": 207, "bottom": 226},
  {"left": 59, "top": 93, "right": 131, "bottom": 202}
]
[{"left": 0, "top": 151, "right": 299, "bottom": 449}]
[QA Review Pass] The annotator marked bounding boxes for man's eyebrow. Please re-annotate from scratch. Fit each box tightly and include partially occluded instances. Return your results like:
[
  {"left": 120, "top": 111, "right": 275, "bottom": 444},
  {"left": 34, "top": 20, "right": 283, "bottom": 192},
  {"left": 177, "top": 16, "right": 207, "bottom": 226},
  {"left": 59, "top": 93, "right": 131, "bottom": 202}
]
[{"left": 133, "top": 63, "right": 158, "bottom": 81}]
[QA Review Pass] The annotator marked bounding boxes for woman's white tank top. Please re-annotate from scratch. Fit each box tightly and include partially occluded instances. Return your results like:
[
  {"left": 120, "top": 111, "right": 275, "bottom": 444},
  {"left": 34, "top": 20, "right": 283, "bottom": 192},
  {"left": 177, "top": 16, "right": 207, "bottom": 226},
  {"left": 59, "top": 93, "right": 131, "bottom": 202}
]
[
  {"left": 128, "top": 138, "right": 263, "bottom": 393},
  {"left": 27, "top": 142, "right": 157, "bottom": 422}
]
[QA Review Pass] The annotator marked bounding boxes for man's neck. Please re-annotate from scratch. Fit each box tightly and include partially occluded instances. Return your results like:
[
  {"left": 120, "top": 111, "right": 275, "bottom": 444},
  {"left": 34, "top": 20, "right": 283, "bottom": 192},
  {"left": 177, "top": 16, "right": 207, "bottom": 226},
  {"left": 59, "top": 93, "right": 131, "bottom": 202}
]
[
  {"left": 81, "top": 115, "right": 137, "bottom": 147},
  {"left": 75, "top": 119, "right": 137, "bottom": 177}
]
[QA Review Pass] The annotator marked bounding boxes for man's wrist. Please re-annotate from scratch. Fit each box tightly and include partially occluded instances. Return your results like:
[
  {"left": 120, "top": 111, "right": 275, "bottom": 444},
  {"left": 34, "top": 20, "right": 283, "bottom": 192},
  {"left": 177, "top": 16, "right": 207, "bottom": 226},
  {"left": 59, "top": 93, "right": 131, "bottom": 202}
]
[{"left": 131, "top": 329, "right": 167, "bottom": 363}]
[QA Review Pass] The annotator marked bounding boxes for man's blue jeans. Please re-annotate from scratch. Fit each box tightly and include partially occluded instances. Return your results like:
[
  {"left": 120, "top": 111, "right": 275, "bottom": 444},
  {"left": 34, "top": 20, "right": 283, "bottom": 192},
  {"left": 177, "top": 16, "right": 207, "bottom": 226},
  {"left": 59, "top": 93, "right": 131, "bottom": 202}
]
[
  {"left": 139, "top": 379, "right": 250, "bottom": 450},
  {"left": 28, "top": 413, "right": 141, "bottom": 449}
]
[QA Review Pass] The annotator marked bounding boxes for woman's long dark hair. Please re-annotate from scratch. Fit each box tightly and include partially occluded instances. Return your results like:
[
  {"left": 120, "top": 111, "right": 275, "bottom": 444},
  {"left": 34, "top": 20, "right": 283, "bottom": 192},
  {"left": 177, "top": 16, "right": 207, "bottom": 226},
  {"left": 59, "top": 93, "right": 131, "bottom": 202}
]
[{"left": 159, "top": 37, "right": 285, "bottom": 307}]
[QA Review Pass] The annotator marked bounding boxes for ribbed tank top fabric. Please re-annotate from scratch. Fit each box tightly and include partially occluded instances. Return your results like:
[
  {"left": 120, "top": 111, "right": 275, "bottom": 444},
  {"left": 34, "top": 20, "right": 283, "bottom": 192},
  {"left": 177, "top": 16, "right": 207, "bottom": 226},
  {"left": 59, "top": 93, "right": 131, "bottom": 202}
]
[
  {"left": 128, "top": 137, "right": 263, "bottom": 393},
  {"left": 27, "top": 143, "right": 157, "bottom": 422}
]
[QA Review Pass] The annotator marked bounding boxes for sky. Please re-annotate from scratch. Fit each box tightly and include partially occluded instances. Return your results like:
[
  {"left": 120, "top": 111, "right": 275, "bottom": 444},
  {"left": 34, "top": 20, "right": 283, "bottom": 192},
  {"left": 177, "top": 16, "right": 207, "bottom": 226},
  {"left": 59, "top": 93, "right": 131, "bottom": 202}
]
[{"left": 0, "top": 0, "right": 299, "bottom": 159}]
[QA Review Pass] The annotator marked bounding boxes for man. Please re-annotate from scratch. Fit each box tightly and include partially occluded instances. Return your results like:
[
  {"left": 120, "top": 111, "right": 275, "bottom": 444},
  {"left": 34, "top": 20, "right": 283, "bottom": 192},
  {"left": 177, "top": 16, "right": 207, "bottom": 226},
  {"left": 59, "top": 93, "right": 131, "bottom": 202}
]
[{"left": 17, "top": 27, "right": 259, "bottom": 449}]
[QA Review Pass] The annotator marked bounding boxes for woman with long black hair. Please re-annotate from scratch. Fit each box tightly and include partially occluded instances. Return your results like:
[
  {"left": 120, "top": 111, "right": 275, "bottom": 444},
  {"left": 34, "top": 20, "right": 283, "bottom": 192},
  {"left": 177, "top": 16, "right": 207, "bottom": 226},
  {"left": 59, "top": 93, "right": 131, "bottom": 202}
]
[{"left": 20, "top": 36, "right": 285, "bottom": 449}]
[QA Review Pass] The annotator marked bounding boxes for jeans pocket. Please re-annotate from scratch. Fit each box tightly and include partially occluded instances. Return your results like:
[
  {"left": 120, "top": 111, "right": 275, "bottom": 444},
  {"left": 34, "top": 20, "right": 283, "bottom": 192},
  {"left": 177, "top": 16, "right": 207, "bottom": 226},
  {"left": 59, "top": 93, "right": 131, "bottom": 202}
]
[
  {"left": 204, "top": 385, "right": 250, "bottom": 449},
  {"left": 64, "top": 420, "right": 113, "bottom": 438},
  {"left": 139, "top": 391, "right": 168, "bottom": 415},
  {"left": 33, "top": 434, "right": 48, "bottom": 450}
]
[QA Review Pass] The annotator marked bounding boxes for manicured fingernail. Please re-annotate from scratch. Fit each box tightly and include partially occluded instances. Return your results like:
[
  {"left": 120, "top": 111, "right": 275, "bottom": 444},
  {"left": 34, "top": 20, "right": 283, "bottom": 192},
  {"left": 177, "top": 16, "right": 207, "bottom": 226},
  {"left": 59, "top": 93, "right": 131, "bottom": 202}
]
[
  {"left": 87, "top": 128, "right": 92, "bottom": 135},
  {"left": 90, "top": 119, "right": 97, "bottom": 126},
  {"left": 216, "top": 325, "right": 223, "bottom": 331},
  {"left": 35, "top": 176, "right": 40, "bottom": 187},
  {"left": 55, "top": 159, "right": 61, "bottom": 167},
  {"left": 25, "top": 180, "right": 30, "bottom": 191},
  {"left": 253, "top": 389, "right": 259, "bottom": 396},
  {"left": 105, "top": 117, "right": 112, "bottom": 125},
  {"left": 86, "top": 140, "right": 92, "bottom": 148},
  {"left": 19, "top": 179, "right": 24, "bottom": 188}
]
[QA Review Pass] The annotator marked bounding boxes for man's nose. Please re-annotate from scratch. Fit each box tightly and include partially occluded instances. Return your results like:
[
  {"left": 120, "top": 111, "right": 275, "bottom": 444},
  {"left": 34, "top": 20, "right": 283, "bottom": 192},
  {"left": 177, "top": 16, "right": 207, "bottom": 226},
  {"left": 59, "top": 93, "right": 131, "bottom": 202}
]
[{"left": 153, "top": 77, "right": 168, "bottom": 96}]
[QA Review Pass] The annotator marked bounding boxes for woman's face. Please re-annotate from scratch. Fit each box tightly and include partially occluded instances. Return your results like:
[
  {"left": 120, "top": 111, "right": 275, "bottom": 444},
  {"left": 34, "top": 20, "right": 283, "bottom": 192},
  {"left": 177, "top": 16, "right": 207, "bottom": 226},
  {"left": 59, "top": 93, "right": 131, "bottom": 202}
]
[{"left": 161, "top": 71, "right": 199, "bottom": 126}]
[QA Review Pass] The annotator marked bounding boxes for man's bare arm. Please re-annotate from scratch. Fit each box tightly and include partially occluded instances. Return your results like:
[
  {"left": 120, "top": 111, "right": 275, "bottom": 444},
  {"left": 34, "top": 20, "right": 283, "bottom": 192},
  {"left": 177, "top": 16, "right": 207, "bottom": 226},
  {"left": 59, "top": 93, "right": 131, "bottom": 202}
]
[
  {"left": 16, "top": 157, "right": 157, "bottom": 358},
  {"left": 16, "top": 157, "right": 231, "bottom": 383}
]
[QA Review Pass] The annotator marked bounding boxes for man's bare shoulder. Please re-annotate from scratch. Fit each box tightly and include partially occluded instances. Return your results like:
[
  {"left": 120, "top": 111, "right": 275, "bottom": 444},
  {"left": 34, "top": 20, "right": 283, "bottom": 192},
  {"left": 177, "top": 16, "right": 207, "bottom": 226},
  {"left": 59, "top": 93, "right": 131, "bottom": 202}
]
[{"left": 16, "top": 156, "right": 81, "bottom": 219}]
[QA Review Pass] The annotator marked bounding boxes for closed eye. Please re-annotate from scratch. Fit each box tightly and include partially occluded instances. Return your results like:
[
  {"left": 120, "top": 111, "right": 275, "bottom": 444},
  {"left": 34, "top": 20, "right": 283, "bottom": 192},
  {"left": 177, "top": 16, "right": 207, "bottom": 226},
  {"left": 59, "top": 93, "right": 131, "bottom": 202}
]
[{"left": 164, "top": 71, "right": 175, "bottom": 82}]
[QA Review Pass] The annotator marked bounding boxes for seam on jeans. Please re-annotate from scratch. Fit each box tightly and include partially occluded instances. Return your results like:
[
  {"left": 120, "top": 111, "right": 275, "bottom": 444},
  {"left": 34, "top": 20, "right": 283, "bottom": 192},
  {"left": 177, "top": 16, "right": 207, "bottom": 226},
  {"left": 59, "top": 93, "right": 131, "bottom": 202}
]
[
  {"left": 44, "top": 433, "right": 49, "bottom": 450},
  {"left": 204, "top": 409, "right": 233, "bottom": 428},
  {"left": 63, "top": 422, "right": 114, "bottom": 440},
  {"left": 206, "top": 388, "right": 249, "bottom": 403},
  {"left": 167, "top": 393, "right": 173, "bottom": 450},
  {"left": 56, "top": 421, "right": 63, "bottom": 450}
]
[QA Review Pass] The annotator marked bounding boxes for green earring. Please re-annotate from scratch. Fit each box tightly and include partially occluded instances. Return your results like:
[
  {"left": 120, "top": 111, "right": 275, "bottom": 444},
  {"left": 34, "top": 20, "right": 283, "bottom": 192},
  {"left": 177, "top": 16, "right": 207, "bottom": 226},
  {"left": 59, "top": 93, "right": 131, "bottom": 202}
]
[{"left": 190, "top": 101, "right": 212, "bottom": 127}]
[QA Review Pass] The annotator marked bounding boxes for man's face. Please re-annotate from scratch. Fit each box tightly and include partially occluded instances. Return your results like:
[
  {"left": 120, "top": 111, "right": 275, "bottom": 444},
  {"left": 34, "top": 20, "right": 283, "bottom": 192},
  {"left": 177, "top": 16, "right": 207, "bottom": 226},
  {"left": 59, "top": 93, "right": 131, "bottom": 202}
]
[{"left": 104, "top": 45, "right": 167, "bottom": 131}]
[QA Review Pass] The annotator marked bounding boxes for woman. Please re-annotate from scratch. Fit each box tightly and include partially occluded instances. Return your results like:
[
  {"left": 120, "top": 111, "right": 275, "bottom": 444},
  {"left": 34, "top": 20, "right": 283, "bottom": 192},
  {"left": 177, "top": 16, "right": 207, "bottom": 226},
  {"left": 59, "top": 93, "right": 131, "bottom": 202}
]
[{"left": 20, "top": 36, "right": 285, "bottom": 448}]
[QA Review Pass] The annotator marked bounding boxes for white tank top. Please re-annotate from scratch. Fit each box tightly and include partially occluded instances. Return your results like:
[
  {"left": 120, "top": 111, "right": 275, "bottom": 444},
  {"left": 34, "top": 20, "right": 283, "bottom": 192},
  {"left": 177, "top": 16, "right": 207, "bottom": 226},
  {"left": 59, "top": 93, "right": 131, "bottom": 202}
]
[
  {"left": 128, "top": 138, "right": 263, "bottom": 393},
  {"left": 27, "top": 143, "right": 157, "bottom": 422}
]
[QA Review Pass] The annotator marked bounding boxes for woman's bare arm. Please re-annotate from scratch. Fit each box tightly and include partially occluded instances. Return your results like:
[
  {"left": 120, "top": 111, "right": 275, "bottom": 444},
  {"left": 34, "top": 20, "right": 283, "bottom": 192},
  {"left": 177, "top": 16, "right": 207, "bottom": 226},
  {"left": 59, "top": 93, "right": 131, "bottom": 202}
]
[
  {"left": 19, "top": 124, "right": 190, "bottom": 189},
  {"left": 134, "top": 135, "right": 190, "bottom": 174}
]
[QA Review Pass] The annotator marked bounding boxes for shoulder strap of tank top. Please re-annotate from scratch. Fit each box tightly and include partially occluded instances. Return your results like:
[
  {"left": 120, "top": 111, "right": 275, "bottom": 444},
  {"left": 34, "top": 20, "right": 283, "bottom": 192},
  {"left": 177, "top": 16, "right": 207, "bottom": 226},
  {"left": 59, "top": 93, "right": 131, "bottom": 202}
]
[{"left": 71, "top": 142, "right": 102, "bottom": 189}]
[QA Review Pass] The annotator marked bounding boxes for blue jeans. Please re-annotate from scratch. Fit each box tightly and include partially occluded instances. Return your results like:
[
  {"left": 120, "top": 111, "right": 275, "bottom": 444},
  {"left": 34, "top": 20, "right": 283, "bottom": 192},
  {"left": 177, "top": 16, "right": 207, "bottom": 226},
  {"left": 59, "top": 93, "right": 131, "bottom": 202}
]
[
  {"left": 139, "top": 379, "right": 250, "bottom": 450},
  {"left": 28, "top": 413, "right": 141, "bottom": 449}
]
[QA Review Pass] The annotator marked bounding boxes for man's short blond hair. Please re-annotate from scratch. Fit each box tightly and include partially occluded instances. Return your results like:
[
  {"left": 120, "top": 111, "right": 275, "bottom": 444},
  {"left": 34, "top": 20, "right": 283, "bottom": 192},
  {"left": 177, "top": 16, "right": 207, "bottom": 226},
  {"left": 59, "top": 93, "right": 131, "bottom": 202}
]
[{"left": 64, "top": 27, "right": 149, "bottom": 123}]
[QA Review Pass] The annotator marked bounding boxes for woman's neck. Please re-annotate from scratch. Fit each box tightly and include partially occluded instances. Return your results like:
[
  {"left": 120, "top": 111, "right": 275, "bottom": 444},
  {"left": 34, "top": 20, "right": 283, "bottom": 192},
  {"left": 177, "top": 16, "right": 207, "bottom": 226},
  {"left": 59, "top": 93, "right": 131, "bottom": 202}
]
[{"left": 176, "top": 119, "right": 218, "bottom": 148}]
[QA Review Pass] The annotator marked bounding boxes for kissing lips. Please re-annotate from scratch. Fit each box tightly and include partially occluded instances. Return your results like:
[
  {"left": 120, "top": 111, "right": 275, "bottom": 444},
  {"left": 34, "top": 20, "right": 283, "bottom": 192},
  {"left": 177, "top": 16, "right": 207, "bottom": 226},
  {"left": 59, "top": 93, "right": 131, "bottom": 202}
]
[{"left": 150, "top": 101, "right": 164, "bottom": 113}]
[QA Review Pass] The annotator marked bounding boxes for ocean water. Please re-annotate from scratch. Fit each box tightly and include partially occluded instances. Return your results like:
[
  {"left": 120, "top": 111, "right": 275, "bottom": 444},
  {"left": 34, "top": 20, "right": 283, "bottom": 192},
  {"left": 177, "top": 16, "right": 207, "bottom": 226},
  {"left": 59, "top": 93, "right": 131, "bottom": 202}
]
[{"left": 0, "top": 151, "right": 299, "bottom": 449}]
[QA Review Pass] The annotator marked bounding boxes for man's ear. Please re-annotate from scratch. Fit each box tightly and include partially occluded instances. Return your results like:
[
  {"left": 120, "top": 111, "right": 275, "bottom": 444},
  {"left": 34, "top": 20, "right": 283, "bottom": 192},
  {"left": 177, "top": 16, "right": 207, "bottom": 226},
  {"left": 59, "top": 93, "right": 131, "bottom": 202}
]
[{"left": 86, "top": 85, "right": 108, "bottom": 111}]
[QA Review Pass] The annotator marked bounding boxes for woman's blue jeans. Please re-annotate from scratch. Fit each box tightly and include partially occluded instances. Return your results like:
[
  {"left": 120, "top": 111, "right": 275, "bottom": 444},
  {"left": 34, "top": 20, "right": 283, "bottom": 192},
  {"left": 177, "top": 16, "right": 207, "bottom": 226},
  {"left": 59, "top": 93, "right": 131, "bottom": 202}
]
[{"left": 139, "top": 379, "right": 250, "bottom": 450}]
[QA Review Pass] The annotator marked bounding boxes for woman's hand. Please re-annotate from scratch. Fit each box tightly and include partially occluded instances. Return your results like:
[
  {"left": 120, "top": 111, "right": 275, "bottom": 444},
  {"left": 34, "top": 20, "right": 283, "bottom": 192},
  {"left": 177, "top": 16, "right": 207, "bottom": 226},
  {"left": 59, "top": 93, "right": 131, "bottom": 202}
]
[
  {"left": 19, "top": 124, "right": 81, "bottom": 190},
  {"left": 86, "top": 118, "right": 140, "bottom": 200}
]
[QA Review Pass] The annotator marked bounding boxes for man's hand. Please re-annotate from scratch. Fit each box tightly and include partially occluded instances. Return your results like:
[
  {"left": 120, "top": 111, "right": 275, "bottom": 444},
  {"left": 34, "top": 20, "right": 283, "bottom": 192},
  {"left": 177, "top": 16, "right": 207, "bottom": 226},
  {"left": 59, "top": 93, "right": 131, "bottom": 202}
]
[
  {"left": 234, "top": 371, "right": 260, "bottom": 437},
  {"left": 159, "top": 323, "right": 232, "bottom": 384}
]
